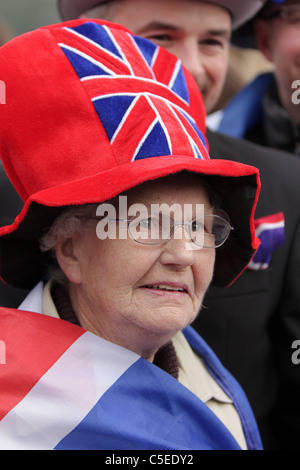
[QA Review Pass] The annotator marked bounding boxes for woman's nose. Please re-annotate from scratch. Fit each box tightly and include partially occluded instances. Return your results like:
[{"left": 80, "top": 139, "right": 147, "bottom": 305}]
[{"left": 159, "top": 226, "right": 196, "bottom": 267}]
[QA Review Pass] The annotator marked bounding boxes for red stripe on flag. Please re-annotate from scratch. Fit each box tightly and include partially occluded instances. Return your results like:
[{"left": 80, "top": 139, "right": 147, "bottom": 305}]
[
  {"left": 171, "top": 107, "right": 209, "bottom": 159},
  {"left": 111, "top": 94, "right": 157, "bottom": 162},
  {"left": 254, "top": 212, "right": 285, "bottom": 229},
  {"left": 82, "top": 77, "right": 192, "bottom": 112},
  {"left": 152, "top": 48, "right": 179, "bottom": 87},
  {"left": 0, "top": 308, "right": 84, "bottom": 420},
  {"left": 111, "top": 28, "right": 155, "bottom": 79}
]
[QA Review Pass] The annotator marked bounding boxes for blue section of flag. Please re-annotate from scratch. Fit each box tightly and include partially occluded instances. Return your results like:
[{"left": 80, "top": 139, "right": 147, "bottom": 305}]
[
  {"left": 61, "top": 46, "right": 112, "bottom": 78},
  {"left": 171, "top": 66, "right": 190, "bottom": 104},
  {"left": 134, "top": 121, "right": 171, "bottom": 160},
  {"left": 54, "top": 356, "right": 237, "bottom": 450},
  {"left": 131, "top": 35, "right": 158, "bottom": 68},
  {"left": 93, "top": 95, "right": 136, "bottom": 141},
  {"left": 252, "top": 226, "right": 285, "bottom": 265},
  {"left": 71, "top": 23, "right": 123, "bottom": 59}
]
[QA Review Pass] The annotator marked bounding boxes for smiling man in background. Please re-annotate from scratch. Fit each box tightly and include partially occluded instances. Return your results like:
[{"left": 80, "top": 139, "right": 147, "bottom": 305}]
[{"left": 53, "top": 0, "right": 300, "bottom": 448}]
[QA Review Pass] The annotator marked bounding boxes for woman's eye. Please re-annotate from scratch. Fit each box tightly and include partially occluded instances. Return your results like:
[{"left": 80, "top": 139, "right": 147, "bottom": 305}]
[
  {"left": 139, "top": 218, "right": 152, "bottom": 229},
  {"left": 191, "top": 220, "right": 204, "bottom": 232},
  {"left": 137, "top": 216, "right": 160, "bottom": 230}
]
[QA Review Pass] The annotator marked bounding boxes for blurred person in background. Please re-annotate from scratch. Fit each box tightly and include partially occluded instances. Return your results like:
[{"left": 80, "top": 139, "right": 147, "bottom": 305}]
[
  {"left": 213, "top": 45, "right": 274, "bottom": 111},
  {"left": 212, "top": 0, "right": 300, "bottom": 156}
]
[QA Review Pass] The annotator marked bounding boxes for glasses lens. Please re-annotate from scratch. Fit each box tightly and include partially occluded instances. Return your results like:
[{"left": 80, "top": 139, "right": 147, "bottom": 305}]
[
  {"left": 267, "top": 6, "right": 300, "bottom": 27},
  {"left": 211, "top": 214, "right": 231, "bottom": 248},
  {"left": 129, "top": 212, "right": 170, "bottom": 244},
  {"left": 189, "top": 218, "right": 206, "bottom": 247},
  {"left": 191, "top": 214, "right": 231, "bottom": 248},
  {"left": 286, "top": 6, "right": 300, "bottom": 27},
  {"left": 128, "top": 212, "right": 232, "bottom": 247}
]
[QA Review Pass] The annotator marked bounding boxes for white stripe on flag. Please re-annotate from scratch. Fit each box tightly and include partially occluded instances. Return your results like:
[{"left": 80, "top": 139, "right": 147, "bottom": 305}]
[
  {"left": 255, "top": 220, "right": 284, "bottom": 237},
  {"left": 0, "top": 332, "right": 139, "bottom": 450}
]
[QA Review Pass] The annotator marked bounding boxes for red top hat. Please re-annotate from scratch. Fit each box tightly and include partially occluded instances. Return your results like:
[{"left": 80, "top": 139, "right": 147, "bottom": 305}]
[{"left": 0, "top": 19, "right": 260, "bottom": 289}]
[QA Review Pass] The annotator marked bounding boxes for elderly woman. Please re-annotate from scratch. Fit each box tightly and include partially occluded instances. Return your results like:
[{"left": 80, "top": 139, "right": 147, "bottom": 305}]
[{"left": 0, "top": 20, "right": 262, "bottom": 450}]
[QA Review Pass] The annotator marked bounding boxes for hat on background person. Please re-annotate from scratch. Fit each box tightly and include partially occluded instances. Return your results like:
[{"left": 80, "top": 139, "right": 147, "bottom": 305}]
[
  {"left": 57, "top": 0, "right": 267, "bottom": 29},
  {"left": 232, "top": 0, "right": 286, "bottom": 48},
  {"left": 0, "top": 19, "right": 260, "bottom": 290}
]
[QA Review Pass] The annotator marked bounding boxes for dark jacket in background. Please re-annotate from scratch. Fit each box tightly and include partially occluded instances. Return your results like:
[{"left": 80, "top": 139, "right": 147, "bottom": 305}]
[{"left": 0, "top": 163, "right": 28, "bottom": 306}]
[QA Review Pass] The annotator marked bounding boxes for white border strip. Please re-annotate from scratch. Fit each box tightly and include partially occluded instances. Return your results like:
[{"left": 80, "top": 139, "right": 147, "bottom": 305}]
[{"left": 255, "top": 221, "right": 284, "bottom": 237}]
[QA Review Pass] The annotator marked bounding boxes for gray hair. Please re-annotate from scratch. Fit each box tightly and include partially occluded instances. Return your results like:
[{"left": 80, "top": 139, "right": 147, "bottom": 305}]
[{"left": 39, "top": 204, "right": 98, "bottom": 285}]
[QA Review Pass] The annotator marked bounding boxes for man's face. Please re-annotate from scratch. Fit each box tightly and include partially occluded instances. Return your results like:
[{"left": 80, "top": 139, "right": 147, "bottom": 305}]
[
  {"left": 85, "top": 0, "right": 232, "bottom": 113},
  {"left": 255, "top": 0, "right": 300, "bottom": 124}
]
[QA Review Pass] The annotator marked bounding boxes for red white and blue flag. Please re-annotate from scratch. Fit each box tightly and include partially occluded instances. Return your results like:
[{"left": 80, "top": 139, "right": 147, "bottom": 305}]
[
  {"left": 0, "top": 284, "right": 262, "bottom": 450},
  {"left": 56, "top": 22, "right": 209, "bottom": 162},
  {"left": 248, "top": 212, "right": 285, "bottom": 270}
]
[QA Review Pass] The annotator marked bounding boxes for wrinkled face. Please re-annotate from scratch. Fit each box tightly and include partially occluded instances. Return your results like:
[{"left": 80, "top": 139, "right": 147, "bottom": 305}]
[
  {"left": 57, "top": 174, "right": 216, "bottom": 360},
  {"left": 85, "top": 0, "right": 231, "bottom": 112},
  {"left": 255, "top": 0, "right": 300, "bottom": 123}
]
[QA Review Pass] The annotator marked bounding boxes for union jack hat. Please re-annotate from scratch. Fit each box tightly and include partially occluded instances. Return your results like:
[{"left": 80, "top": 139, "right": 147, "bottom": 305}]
[
  {"left": 58, "top": 0, "right": 267, "bottom": 29},
  {"left": 0, "top": 19, "right": 260, "bottom": 289}
]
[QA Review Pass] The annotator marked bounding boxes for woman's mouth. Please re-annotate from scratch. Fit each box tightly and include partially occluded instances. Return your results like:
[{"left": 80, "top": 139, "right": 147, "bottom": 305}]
[{"left": 141, "top": 283, "right": 189, "bottom": 296}]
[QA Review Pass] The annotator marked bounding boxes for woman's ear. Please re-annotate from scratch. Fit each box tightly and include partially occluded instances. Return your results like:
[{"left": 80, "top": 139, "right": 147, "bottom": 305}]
[{"left": 55, "top": 236, "right": 82, "bottom": 284}]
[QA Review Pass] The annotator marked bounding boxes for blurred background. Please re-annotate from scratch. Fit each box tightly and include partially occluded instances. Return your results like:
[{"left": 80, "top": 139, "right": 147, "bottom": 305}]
[{"left": 0, "top": 0, "right": 60, "bottom": 42}]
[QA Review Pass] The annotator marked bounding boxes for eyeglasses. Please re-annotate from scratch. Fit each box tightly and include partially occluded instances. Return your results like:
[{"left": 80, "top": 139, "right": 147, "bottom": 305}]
[
  {"left": 263, "top": 5, "right": 300, "bottom": 29},
  {"left": 81, "top": 211, "right": 234, "bottom": 248}
]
